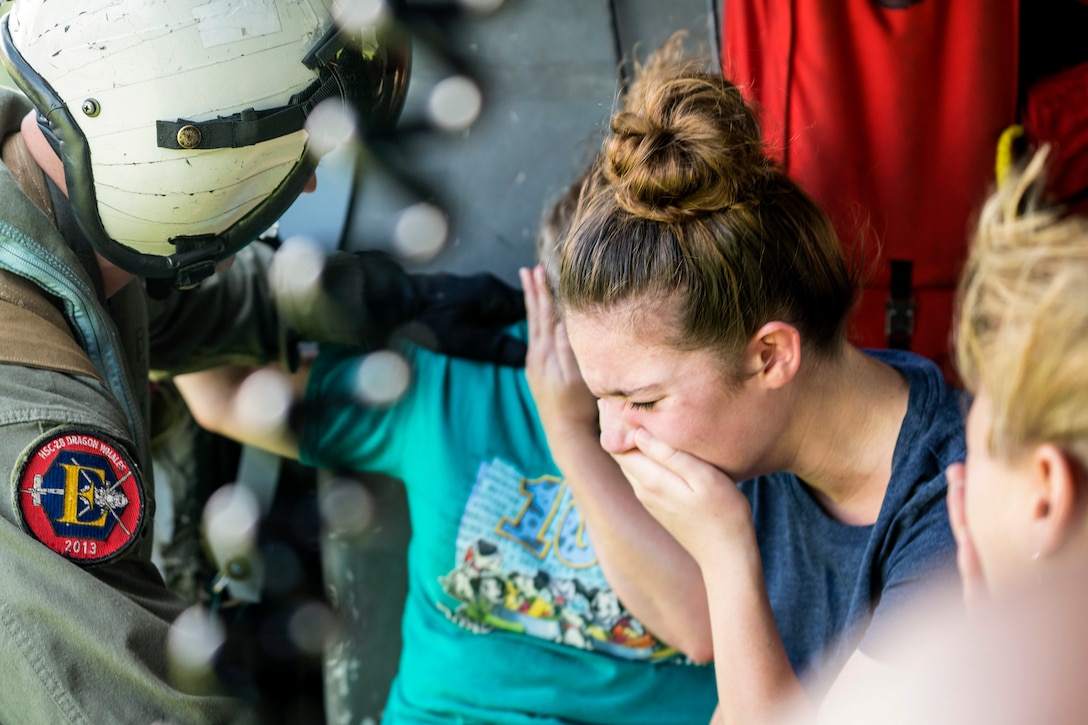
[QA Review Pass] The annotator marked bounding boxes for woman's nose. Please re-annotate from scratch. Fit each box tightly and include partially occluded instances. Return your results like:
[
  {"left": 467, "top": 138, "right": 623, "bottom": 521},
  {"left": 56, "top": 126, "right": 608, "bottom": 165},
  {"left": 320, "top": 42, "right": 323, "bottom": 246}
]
[{"left": 597, "top": 399, "right": 638, "bottom": 454}]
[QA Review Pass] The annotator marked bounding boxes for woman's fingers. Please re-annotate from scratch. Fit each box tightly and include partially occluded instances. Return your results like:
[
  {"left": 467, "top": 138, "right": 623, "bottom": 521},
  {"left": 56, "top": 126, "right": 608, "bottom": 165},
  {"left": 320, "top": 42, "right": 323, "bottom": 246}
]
[
  {"left": 633, "top": 428, "right": 736, "bottom": 490},
  {"left": 524, "top": 265, "right": 586, "bottom": 385},
  {"left": 522, "top": 266, "right": 553, "bottom": 372},
  {"left": 616, "top": 448, "right": 689, "bottom": 497}
]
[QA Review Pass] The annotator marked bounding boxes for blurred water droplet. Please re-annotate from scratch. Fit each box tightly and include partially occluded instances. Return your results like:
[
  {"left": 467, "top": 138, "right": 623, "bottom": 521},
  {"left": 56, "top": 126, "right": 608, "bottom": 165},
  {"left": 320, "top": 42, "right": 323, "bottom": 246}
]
[
  {"left": 167, "top": 605, "right": 225, "bottom": 673},
  {"left": 203, "top": 483, "right": 261, "bottom": 565},
  {"left": 427, "top": 75, "right": 482, "bottom": 132},
  {"left": 288, "top": 601, "right": 340, "bottom": 656},
  {"left": 353, "top": 349, "right": 410, "bottom": 406},
  {"left": 320, "top": 477, "right": 376, "bottom": 537},
  {"left": 394, "top": 202, "right": 447, "bottom": 261},
  {"left": 233, "top": 368, "right": 294, "bottom": 436},
  {"left": 270, "top": 236, "right": 327, "bottom": 304},
  {"left": 333, "top": 0, "right": 387, "bottom": 30},
  {"left": 305, "top": 98, "right": 358, "bottom": 157}
]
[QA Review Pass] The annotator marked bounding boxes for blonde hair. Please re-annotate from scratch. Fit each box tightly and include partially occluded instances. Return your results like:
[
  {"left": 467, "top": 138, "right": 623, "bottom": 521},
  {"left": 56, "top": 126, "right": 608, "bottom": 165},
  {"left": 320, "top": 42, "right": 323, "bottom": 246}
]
[
  {"left": 956, "top": 146, "right": 1088, "bottom": 463},
  {"left": 556, "top": 35, "right": 858, "bottom": 364}
]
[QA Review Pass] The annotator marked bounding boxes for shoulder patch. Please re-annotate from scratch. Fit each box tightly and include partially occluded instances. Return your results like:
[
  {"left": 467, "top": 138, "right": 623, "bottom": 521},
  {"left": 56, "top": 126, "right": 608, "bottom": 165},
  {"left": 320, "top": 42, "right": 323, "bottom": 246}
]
[{"left": 13, "top": 429, "right": 145, "bottom": 565}]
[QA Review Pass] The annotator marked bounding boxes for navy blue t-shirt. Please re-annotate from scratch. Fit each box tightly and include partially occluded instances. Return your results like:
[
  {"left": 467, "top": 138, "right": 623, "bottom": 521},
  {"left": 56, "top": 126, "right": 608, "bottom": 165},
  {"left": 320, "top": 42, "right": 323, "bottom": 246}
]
[{"left": 738, "top": 349, "right": 966, "bottom": 686}]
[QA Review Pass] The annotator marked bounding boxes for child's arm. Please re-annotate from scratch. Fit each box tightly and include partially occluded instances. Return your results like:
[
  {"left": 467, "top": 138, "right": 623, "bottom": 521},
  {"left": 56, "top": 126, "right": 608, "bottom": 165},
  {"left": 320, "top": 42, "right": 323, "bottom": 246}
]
[{"left": 174, "top": 362, "right": 310, "bottom": 460}]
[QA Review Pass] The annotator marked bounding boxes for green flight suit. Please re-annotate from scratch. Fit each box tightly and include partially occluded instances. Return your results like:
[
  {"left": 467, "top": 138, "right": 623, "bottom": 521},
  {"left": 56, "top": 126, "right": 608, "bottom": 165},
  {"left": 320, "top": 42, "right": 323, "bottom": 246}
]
[{"left": 0, "top": 86, "right": 280, "bottom": 725}]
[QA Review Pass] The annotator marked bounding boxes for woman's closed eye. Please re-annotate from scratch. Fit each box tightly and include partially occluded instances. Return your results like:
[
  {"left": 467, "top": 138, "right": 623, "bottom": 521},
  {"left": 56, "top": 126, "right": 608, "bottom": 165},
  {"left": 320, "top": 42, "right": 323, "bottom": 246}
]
[{"left": 628, "top": 400, "right": 657, "bottom": 411}]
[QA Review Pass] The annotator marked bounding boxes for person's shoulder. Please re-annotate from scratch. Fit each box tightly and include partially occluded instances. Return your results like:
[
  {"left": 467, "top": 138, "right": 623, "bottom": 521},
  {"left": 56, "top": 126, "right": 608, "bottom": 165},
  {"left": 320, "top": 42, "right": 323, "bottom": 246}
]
[
  {"left": 866, "top": 349, "right": 966, "bottom": 424},
  {"left": 0, "top": 366, "right": 140, "bottom": 529},
  {"left": 863, "top": 348, "right": 940, "bottom": 379},
  {"left": 864, "top": 350, "right": 966, "bottom": 483},
  {"left": 0, "top": 363, "right": 124, "bottom": 431}
]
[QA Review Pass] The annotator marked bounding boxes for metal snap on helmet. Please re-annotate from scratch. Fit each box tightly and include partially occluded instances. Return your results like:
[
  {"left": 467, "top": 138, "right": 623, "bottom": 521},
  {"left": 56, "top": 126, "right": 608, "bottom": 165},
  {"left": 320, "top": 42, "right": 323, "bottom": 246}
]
[{"left": 0, "top": 0, "right": 409, "bottom": 288}]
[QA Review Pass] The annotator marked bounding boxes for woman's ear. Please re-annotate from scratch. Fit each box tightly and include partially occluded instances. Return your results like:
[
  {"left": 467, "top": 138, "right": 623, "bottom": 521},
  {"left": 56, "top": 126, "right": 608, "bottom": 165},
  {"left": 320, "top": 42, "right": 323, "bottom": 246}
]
[
  {"left": 747, "top": 321, "right": 801, "bottom": 390},
  {"left": 1031, "top": 443, "right": 1083, "bottom": 558}
]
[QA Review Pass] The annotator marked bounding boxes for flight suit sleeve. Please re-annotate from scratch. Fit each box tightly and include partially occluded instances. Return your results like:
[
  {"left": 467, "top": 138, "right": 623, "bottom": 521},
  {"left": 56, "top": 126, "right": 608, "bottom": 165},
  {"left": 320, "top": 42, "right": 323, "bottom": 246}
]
[
  {"left": 146, "top": 241, "right": 291, "bottom": 376},
  {"left": 0, "top": 518, "right": 246, "bottom": 725},
  {"left": 0, "top": 365, "right": 250, "bottom": 725}
]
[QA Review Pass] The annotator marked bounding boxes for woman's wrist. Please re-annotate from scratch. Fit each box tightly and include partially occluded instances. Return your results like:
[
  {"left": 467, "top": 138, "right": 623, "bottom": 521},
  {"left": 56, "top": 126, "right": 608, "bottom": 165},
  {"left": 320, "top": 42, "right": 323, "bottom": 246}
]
[{"left": 543, "top": 418, "right": 603, "bottom": 459}]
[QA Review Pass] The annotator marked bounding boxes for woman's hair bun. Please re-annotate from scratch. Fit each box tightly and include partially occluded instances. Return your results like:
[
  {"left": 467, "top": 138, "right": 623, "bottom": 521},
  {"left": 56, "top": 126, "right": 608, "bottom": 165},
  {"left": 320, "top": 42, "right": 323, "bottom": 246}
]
[{"left": 604, "top": 36, "right": 772, "bottom": 223}]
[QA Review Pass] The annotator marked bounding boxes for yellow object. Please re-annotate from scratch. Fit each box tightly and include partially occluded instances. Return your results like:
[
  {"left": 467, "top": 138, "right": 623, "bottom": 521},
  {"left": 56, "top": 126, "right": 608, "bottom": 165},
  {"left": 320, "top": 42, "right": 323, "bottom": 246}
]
[{"left": 995, "top": 124, "right": 1026, "bottom": 186}]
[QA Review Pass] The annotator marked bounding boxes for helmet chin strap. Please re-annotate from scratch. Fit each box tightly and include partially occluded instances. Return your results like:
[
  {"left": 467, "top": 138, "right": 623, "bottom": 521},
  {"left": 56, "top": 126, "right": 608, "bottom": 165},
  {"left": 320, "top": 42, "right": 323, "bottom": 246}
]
[{"left": 160, "top": 234, "right": 228, "bottom": 290}]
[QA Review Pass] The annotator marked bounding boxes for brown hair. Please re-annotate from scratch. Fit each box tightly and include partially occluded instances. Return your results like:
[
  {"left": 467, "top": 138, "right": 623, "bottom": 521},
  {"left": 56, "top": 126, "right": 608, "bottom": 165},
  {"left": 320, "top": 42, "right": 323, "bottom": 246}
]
[
  {"left": 556, "top": 36, "right": 857, "bottom": 364},
  {"left": 537, "top": 163, "right": 593, "bottom": 291},
  {"left": 956, "top": 146, "right": 1088, "bottom": 463}
]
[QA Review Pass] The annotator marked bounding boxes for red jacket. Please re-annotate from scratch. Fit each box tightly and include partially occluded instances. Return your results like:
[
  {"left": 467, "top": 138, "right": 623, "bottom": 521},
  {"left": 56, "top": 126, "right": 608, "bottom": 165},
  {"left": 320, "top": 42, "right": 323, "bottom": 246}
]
[{"left": 722, "top": 0, "right": 1019, "bottom": 376}]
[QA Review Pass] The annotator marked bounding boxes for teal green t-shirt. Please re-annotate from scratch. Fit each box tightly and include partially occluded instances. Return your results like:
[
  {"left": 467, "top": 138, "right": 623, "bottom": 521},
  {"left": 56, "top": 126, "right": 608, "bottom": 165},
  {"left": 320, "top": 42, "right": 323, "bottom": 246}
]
[{"left": 299, "top": 331, "right": 717, "bottom": 725}]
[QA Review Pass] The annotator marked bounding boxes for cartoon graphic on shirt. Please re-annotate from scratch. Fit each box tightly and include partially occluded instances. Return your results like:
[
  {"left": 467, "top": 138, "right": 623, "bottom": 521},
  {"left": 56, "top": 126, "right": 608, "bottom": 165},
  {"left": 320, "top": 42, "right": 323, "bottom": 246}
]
[{"left": 438, "top": 458, "right": 680, "bottom": 661}]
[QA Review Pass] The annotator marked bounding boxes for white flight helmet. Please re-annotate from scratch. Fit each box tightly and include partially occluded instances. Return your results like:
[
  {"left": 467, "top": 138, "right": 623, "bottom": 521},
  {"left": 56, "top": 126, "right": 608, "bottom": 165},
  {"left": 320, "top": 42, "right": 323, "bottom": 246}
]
[{"left": 0, "top": 0, "right": 410, "bottom": 287}]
